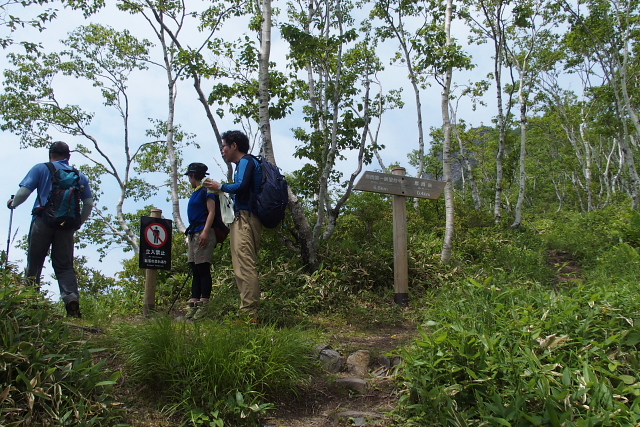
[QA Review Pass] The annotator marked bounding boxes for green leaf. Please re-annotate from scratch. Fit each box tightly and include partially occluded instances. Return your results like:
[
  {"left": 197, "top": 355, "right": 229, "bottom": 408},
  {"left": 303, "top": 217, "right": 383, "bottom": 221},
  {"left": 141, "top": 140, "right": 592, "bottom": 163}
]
[{"left": 619, "top": 375, "right": 636, "bottom": 385}]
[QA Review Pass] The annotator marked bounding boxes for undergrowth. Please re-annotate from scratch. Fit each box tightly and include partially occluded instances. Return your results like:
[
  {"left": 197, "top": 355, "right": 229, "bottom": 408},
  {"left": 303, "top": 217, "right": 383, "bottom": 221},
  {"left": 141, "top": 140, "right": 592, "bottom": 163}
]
[
  {"left": 399, "top": 208, "right": 640, "bottom": 426},
  {"left": 13, "top": 197, "right": 640, "bottom": 426},
  {"left": 0, "top": 269, "right": 123, "bottom": 426}
]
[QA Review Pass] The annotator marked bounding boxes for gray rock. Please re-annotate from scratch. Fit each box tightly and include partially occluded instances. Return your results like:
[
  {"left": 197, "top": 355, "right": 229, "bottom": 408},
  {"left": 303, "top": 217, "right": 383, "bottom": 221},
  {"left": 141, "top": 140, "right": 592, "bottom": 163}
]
[
  {"left": 379, "top": 354, "right": 391, "bottom": 368},
  {"left": 319, "top": 348, "right": 345, "bottom": 373},
  {"left": 335, "top": 377, "right": 367, "bottom": 392},
  {"left": 346, "top": 350, "right": 370, "bottom": 377},
  {"left": 333, "top": 410, "right": 383, "bottom": 426},
  {"left": 314, "top": 343, "right": 332, "bottom": 354}
]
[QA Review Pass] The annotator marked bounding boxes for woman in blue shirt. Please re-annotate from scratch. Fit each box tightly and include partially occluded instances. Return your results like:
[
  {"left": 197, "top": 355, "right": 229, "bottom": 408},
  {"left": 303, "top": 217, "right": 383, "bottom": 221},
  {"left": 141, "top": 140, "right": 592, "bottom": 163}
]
[{"left": 184, "top": 162, "right": 219, "bottom": 320}]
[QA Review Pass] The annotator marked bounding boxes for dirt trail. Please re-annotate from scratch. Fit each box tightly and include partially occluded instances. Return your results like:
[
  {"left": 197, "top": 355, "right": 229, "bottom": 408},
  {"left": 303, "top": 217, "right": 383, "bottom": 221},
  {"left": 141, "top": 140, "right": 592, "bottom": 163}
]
[
  {"left": 546, "top": 249, "right": 584, "bottom": 285},
  {"left": 265, "top": 324, "right": 417, "bottom": 427}
]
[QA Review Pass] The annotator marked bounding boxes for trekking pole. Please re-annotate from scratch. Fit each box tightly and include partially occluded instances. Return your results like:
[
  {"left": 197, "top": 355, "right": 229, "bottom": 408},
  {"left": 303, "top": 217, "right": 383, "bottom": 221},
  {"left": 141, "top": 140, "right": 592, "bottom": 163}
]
[
  {"left": 167, "top": 271, "right": 192, "bottom": 314},
  {"left": 5, "top": 195, "right": 14, "bottom": 269}
]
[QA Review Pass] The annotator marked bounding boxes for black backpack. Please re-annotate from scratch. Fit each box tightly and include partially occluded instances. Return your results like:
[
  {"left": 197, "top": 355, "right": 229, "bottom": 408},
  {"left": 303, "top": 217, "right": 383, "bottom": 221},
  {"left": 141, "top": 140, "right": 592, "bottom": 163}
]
[
  {"left": 210, "top": 190, "right": 230, "bottom": 244},
  {"left": 35, "top": 162, "right": 84, "bottom": 230},
  {"left": 248, "top": 155, "right": 288, "bottom": 228}
]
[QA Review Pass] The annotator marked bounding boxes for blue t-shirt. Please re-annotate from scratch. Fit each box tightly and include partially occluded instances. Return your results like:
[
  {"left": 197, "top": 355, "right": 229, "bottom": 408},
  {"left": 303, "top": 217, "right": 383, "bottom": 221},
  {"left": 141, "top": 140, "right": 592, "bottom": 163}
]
[
  {"left": 19, "top": 159, "right": 92, "bottom": 214},
  {"left": 187, "top": 187, "right": 219, "bottom": 234},
  {"left": 220, "top": 156, "right": 262, "bottom": 213}
]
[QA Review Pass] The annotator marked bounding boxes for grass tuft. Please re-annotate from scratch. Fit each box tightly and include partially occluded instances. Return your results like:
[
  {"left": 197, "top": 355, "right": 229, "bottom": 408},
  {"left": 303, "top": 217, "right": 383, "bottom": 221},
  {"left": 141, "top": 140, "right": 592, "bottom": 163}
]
[{"left": 112, "top": 316, "right": 316, "bottom": 425}]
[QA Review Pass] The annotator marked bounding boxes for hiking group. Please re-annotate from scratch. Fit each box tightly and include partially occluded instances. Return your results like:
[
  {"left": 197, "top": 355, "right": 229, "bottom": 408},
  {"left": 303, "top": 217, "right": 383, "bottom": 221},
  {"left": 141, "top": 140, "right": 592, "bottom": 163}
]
[{"left": 7, "top": 130, "right": 288, "bottom": 322}]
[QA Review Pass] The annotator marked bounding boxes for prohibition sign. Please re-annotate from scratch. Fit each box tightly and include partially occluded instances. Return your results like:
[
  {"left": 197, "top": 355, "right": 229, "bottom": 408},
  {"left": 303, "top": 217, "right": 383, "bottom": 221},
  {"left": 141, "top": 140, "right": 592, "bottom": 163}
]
[{"left": 144, "top": 222, "right": 168, "bottom": 248}]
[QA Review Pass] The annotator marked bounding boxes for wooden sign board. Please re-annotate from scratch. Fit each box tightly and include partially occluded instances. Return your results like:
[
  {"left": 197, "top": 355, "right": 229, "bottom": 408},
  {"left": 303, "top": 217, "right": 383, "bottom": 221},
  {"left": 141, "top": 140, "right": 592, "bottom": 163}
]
[{"left": 354, "top": 171, "right": 445, "bottom": 199}]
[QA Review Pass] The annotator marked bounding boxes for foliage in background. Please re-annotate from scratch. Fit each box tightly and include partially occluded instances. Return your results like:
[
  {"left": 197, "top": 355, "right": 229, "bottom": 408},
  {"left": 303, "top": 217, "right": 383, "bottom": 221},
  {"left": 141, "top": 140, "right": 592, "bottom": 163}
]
[
  {"left": 0, "top": 269, "right": 123, "bottom": 426},
  {"left": 112, "top": 317, "right": 315, "bottom": 426}
]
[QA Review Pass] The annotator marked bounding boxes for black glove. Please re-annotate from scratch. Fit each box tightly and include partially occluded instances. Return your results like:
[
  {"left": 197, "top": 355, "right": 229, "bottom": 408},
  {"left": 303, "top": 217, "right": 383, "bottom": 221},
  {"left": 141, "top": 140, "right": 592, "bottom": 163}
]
[{"left": 7, "top": 199, "right": 14, "bottom": 209}]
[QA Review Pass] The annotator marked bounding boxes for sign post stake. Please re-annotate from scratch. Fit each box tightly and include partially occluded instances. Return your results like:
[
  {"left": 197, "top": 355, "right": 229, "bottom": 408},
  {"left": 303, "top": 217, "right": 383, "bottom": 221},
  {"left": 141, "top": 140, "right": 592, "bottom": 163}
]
[
  {"left": 391, "top": 167, "right": 409, "bottom": 306},
  {"left": 143, "top": 208, "right": 162, "bottom": 315}
]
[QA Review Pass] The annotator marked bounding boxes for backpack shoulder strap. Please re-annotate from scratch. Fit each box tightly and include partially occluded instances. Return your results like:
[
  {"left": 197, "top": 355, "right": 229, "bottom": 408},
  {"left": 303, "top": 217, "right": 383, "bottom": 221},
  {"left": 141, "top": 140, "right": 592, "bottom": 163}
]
[
  {"left": 201, "top": 187, "right": 220, "bottom": 211},
  {"left": 37, "top": 162, "right": 57, "bottom": 207},
  {"left": 244, "top": 153, "right": 261, "bottom": 167},
  {"left": 45, "top": 162, "right": 56, "bottom": 178}
]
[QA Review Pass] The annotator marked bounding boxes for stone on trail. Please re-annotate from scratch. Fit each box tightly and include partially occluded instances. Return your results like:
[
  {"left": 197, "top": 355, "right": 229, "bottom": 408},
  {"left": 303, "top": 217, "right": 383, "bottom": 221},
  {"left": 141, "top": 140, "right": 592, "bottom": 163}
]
[
  {"left": 346, "top": 349, "right": 370, "bottom": 377},
  {"left": 317, "top": 344, "right": 345, "bottom": 373},
  {"left": 335, "top": 377, "right": 367, "bottom": 392}
]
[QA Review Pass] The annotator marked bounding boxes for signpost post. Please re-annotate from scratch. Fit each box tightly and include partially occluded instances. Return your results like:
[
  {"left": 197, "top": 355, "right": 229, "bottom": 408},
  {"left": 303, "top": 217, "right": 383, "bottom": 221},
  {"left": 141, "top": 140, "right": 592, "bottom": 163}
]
[
  {"left": 139, "top": 209, "right": 172, "bottom": 315},
  {"left": 354, "top": 168, "right": 445, "bottom": 306},
  {"left": 391, "top": 168, "right": 409, "bottom": 306}
]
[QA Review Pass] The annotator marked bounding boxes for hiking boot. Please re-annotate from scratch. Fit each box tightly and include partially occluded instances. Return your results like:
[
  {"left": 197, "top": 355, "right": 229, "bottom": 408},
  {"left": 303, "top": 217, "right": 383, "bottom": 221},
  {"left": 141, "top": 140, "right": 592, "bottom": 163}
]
[
  {"left": 65, "top": 300, "right": 82, "bottom": 318},
  {"left": 193, "top": 300, "right": 208, "bottom": 320},
  {"left": 185, "top": 301, "right": 198, "bottom": 320}
]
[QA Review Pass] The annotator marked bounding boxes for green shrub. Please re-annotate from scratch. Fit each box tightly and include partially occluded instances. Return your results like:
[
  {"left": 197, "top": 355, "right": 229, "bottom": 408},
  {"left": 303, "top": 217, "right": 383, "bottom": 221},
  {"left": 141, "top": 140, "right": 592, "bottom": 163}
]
[
  {"left": 0, "top": 278, "right": 123, "bottom": 426},
  {"left": 594, "top": 243, "right": 640, "bottom": 281},
  {"left": 454, "top": 226, "right": 550, "bottom": 284},
  {"left": 540, "top": 205, "right": 632, "bottom": 267}
]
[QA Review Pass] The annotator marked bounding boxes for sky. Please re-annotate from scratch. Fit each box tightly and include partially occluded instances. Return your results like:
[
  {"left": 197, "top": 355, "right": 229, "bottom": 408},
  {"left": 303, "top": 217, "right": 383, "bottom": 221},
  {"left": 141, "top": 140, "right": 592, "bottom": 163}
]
[{"left": 0, "top": 1, "right": 503, "bottom": 298}]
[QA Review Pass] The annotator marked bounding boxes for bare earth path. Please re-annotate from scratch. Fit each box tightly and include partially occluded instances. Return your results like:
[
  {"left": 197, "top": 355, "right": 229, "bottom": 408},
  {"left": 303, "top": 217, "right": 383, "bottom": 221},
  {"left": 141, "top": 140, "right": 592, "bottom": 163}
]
[{"left": 265, "top": 322, "right": 418, "bottom": 427}]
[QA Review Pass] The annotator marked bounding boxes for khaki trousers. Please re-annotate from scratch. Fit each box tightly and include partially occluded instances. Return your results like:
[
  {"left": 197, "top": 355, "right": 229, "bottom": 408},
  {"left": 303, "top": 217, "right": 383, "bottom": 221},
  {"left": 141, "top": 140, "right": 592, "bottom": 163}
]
[{"left": 230, "top": 211, "right": 262, "bottom": 313}]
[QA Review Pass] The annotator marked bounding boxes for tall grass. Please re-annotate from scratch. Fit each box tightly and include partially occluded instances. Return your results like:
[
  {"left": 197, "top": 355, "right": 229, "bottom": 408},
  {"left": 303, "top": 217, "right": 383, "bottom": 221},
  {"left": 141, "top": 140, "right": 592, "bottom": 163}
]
[{"left": 113, "top": 317, "right": 315, "bottom": 426}]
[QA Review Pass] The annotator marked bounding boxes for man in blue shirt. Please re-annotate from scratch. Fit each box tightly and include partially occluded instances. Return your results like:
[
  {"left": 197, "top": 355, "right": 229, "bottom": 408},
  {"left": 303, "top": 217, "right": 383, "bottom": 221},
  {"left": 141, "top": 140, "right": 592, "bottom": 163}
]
[
  {"left": 7, "top": 141, "right": 94, "bottom": 318},
  {"left": 205, "top": 130, "right": 262, "bottom": 320}
]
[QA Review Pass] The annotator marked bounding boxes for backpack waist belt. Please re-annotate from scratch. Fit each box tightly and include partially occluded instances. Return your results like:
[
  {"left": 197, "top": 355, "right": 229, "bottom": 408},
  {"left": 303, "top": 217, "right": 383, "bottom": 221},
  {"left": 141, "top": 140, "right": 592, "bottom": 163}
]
[{"left": 185, "top": 222, "right": 206, "bottom": 235}]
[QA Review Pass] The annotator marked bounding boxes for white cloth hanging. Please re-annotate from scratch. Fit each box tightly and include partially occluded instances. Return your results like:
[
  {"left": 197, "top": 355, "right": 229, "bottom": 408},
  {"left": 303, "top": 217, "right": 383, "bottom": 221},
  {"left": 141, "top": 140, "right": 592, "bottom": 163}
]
[{"left": 218, "top": 191, "right": 235, "bottom": 226}]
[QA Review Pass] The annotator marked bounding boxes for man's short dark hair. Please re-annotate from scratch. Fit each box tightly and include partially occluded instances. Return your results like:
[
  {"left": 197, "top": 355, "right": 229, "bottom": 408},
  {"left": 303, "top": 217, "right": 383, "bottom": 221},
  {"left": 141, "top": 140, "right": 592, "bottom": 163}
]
[
  {"left": 221, "top": 130, "right": 250, "bottom": 154},
  {"left": 49, "top": 141, "right": 71, "bottom": 157}
]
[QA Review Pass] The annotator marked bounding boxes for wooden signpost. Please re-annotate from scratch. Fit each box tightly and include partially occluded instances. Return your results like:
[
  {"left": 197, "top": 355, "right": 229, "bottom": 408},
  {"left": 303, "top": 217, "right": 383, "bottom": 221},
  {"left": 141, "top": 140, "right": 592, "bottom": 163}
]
[{"left": 354, "top": 167, "right": 445, "bottom": 306}]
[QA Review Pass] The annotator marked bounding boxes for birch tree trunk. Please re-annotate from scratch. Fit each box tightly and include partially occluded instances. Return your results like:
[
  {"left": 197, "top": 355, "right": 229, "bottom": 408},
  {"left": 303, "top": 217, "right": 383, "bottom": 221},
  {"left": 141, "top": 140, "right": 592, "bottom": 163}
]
[
  {"left": 369, "top": 0, "right": 426, "bottom": 210},
  {"left": 440, "top": 0, "right": 454, "bottom": 263},
  {"left": 490, "top": 7, "right": 508, "bottom": 224},
  {"left": 451, "top": 109, "right": 482, "bottom": 210},
  {"left": 258, "top": 0, "right": 274, "bottom": 163},
  {"left": 160, "top": 31, "right": 186, "bottom": 233},
  {"left": 511, "top": 76, "right": 527, "bottom": 228},
  {"left": 562, "top": 0, "right": 640, "bottom": 208},
  {"left": 257, "top": 0, "right": 318, "bottom": 270},
  {"left": 139, "top": 1, "right": 234, "bottom": 181},
  {"left": 313, "top": 0, "right": 344, "bottom": 244}
]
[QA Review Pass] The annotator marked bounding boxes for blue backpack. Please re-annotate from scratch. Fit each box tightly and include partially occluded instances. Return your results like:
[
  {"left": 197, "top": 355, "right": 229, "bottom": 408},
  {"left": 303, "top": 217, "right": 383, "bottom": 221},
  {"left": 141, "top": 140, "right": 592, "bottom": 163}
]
[
  {"left": 36, "top": 162, "right": 83, "bottom": 230},
  {"left": 248, "top": 155, "right": 288, "bottom": 228}
]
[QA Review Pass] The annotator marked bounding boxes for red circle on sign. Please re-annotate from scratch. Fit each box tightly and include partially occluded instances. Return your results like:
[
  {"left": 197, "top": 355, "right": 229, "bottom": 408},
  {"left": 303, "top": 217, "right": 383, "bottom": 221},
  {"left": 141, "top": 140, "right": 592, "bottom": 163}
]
[{"left": 144, "top": 222, "right": 168, "bottom": 248}]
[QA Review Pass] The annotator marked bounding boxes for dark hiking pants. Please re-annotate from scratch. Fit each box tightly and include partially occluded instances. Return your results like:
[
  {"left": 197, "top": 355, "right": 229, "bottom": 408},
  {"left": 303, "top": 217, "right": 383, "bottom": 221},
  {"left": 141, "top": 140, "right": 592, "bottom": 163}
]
[{"left": 27, "top": 216, "right": 79, "bottom": 304}]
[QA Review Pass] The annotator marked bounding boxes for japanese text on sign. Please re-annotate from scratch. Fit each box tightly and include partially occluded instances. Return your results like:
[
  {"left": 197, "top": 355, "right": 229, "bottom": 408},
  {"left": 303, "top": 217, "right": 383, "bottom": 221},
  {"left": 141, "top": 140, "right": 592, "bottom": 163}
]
[{"left": 354, "top": 171, "right": 445, "bottom": 200}]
